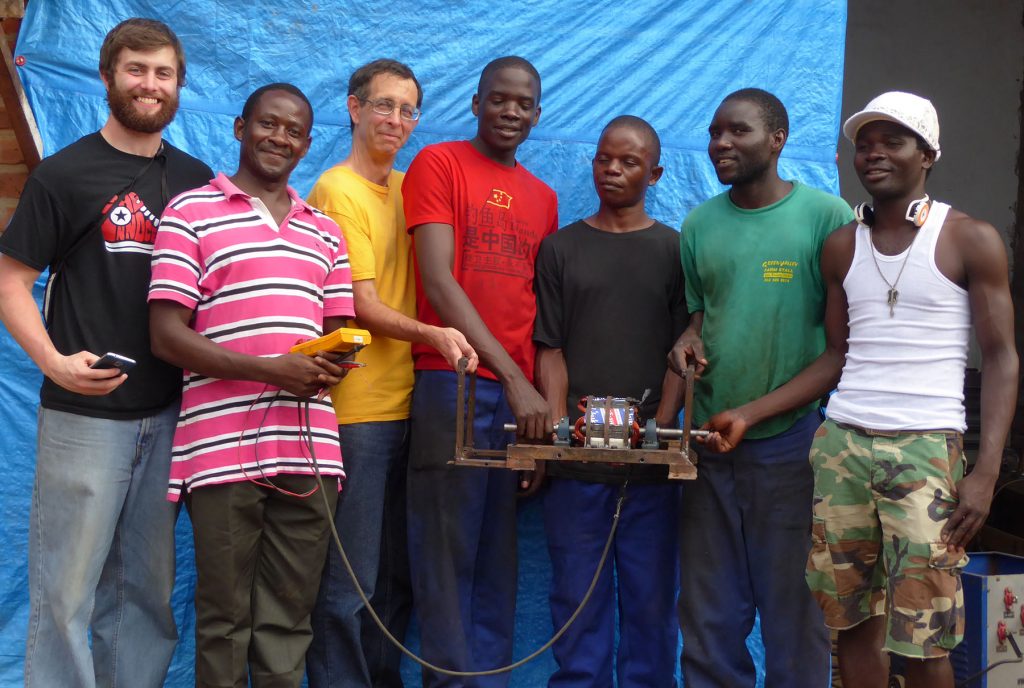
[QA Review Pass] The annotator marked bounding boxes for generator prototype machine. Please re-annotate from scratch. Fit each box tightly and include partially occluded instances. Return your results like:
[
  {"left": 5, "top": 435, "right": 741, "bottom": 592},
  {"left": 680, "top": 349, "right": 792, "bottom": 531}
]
[{"left": 451, "top": 359, "right": 702, "bottom": 479}]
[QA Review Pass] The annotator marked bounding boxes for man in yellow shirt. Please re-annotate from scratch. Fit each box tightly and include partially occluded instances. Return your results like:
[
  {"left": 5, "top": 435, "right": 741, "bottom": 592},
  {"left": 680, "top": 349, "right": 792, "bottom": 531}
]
[{"left": 305, "top": 59, "right": 477, "bottom": 688}]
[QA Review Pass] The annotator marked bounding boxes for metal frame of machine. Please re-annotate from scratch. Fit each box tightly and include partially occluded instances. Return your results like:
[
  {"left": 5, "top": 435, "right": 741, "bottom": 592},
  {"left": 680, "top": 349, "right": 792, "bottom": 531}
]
[{"left": 451, "top": 360, "right": 701, "bottom": 480}]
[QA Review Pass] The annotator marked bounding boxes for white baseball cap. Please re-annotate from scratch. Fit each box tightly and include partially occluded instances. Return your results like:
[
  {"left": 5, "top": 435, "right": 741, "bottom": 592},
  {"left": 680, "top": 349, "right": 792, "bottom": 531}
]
[{"left": 843, "top": 91, "right": 941, "bottom": 161}]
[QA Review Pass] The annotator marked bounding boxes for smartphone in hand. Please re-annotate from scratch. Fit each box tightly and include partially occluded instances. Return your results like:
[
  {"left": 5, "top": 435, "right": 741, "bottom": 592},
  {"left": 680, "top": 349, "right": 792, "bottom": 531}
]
[{"left": 90, "top": 352, "right": 137, "bottom": 373}]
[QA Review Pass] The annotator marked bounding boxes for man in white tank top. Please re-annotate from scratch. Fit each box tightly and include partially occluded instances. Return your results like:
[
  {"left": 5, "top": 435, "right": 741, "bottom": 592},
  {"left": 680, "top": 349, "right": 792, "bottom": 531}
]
[{"left": 698, "top": 92, "right": 1017, "bottom": 687}]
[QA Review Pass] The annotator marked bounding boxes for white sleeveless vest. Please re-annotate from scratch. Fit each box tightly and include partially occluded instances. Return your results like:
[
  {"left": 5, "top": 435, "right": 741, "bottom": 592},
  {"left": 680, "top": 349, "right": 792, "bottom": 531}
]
[{"left": 826, "top": 202, "right": 970, "bottom": 431}]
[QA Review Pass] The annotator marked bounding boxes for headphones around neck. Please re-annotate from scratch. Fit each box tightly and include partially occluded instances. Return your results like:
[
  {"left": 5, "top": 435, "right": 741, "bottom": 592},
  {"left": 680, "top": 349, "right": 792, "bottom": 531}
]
[{"left": 854, "top": 195, "right": 931, "bottom": 229}]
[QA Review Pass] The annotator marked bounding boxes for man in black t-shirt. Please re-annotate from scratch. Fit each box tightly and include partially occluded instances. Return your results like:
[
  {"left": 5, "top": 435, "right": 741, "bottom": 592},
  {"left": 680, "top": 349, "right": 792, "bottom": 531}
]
[
  {"left": 533, "top": 116, "right": 688, "bottom": 687},
  {"left": 0, "top": 19, "right": 211, "bottom": 688}
]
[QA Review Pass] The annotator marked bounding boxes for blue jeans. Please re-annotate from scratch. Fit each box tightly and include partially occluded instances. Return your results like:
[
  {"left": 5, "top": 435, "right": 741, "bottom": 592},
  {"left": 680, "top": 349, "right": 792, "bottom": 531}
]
[
  {"left": 25, "top": 403, "right": 179, "bottom": 688},
  {"left": 544, "top": 478, "right": 681, "bottom": 688},
  {"left": 307, "top": 420, "right": 412, "bottom": 688},
  {"left": 678, "top": 411, "right": 830, "bottom": 688},
  {"left": 407, "top": 370, "right": 518, "bottom": 688}
]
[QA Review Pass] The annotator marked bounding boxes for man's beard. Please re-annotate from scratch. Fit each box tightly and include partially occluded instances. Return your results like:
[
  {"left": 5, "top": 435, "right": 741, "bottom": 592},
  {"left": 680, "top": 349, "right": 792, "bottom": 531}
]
[
  {"left": 106, "top": 84, "right": 179, "bottom": 134},
  {"left": 720, "top": 156, "right": 771, "bottom": 188}
]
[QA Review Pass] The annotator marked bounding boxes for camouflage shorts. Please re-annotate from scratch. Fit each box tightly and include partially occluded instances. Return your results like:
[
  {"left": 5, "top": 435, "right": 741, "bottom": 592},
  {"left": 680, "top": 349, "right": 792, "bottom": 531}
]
[{"left": 805, "top": 419, "right": 967, "bottom": 658}]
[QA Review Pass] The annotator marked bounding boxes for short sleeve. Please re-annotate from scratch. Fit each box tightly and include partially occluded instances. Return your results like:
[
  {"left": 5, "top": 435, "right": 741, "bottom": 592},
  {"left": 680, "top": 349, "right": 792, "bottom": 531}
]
[
  {"left": 308, "top": 179, "right": 376, "bottom": 282},
  {"left": 833, "top": 196, "right": 855, "bottom": 227},
  {"left": 812, "top": 194, "right": 855, "bottom": 288},
  {"left": 821, "top": 195, "right": 854, "bottom": 241},
  {"left": 667, "top": 236, "right": 689, "bottom": 338},
  {"left": 532, "top": 234, "right": 563, "bottom": 348},
  {"left": 680, "top": 216, "right": 704, "bottom": 314},
  {"left": 148, "top": 203, "right": 202, "bottom": 309},
  {"left": 403, "top": 146, "right": 455, "bottom": 232},
  {"left": 546, "top": 190, "right": 559, "bottom": 238},
  {"left": 322, "top": 218, "right": 355, "bottom": 320},
  {"left": 0, "top": 176, "right": 68, "bottom": 272},
  {"left": 339, "top": 220, "right": 375, "bottom": 282}
]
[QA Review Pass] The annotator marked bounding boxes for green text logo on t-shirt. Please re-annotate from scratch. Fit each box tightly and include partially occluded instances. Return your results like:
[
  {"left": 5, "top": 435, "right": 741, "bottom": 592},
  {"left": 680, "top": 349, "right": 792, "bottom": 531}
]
[{"left": 762, "top": 259, "right": 798, "bottom": 283}]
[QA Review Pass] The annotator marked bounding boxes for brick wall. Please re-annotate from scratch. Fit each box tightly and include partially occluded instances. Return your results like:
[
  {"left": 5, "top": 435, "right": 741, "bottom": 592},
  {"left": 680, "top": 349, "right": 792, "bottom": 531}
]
[{"left": 0, "top": 14, "right": 26, "bottom": 232}]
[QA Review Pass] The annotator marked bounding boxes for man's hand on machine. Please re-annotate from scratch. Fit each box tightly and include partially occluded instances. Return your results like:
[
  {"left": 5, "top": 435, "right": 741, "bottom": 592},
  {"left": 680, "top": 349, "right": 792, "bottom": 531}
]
[
  {"left": 518, "top": 461, "right": 546, "bottom": 497},
  {"left": 667, "top": 330, "right": 708, "bottom": 378},
  {"left": 428, "top": 326, "right": 479, "bottom": 373},
  {"left": 506, "top": 377, "right": 553, "bottom": 441},
  {"left": 700, "top": 407, "right": 752, "bottom": 453},
  {"left": 264, "top": 352, "right": 348, "bottom": 398}
]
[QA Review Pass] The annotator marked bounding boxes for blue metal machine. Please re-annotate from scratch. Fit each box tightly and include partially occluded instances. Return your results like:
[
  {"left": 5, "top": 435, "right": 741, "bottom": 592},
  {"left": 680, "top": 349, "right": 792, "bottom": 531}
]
[{"left": 953, "top": 552, "right": 1024, "bottom": 687}]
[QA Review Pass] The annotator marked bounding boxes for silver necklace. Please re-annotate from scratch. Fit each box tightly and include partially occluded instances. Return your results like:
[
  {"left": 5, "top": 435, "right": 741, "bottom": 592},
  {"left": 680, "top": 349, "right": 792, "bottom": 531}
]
[{"left": 869, "top": 230, "right": 917, "bottom": 317}]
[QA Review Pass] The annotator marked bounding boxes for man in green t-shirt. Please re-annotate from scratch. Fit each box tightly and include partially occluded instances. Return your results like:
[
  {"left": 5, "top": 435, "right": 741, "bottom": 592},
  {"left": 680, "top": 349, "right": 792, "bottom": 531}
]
[{"left": 668, "top": 88, "right": 852, "bottom": 687}]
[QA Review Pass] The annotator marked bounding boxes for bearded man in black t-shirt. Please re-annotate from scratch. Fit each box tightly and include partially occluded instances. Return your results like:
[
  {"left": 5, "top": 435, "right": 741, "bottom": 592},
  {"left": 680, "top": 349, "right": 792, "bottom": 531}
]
[
  {"left": 533, "top": 116, "right": 688, "bottom": 687},
  {"left": 0, "top": 18, "right": 211, "bottom": 688}
]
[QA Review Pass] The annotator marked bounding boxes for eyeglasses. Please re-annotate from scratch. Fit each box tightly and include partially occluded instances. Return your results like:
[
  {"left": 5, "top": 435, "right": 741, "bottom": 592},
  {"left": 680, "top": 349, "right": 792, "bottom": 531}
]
[{"left": 360, "top": 98, "right": 421, "bottom": 122}]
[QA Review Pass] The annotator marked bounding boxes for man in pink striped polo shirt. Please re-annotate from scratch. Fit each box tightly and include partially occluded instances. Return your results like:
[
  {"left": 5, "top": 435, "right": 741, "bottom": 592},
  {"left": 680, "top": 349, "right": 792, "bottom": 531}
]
[{"left": 148, "top": 83, "right": 353, "bottom": 688}]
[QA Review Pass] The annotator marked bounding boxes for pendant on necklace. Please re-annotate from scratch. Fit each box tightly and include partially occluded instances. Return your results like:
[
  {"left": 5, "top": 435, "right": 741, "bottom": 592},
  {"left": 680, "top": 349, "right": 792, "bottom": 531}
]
[{"left": 887, "top": 288, "right": 898, "bottom": 317}]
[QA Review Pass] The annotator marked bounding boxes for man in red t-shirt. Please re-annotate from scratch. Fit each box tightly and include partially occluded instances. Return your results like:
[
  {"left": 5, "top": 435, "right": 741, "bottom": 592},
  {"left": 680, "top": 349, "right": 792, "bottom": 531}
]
[{"left": 402, "top": 55, "right": 557, "bottom": 686}]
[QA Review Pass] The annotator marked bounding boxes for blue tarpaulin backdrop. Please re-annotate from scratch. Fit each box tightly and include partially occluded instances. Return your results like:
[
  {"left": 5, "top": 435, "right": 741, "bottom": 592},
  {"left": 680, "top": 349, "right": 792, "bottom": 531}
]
[{"left": 0, "top": 0, "right": 847, "bottom": 685}]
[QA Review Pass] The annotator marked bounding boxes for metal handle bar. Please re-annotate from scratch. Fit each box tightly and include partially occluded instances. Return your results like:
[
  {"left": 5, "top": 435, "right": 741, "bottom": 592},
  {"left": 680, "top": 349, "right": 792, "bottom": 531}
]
[{"left": 501, "top": 423, "right": 709, "bottom": 438}]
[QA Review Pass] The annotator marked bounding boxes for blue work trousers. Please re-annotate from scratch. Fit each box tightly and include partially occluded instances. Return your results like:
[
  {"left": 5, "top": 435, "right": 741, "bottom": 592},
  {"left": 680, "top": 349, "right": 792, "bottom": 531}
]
[
  {"left": 307, "top": 419, "right": 412, "bottom": 688},
  {"left": 407, "top": 370, "right": 518, "bottom": 688},
  {"left": 544, "top": 478, "right": 681, "bottom": 688},
  {"left": 678, "top": 411, "right": 830, "bottom": 688}
]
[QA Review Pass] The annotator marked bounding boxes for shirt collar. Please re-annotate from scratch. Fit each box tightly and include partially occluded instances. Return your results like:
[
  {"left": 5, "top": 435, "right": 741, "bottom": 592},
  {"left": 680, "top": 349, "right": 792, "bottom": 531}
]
[{"left": 211, "top": 172, "right": 313, "bottom": 213}]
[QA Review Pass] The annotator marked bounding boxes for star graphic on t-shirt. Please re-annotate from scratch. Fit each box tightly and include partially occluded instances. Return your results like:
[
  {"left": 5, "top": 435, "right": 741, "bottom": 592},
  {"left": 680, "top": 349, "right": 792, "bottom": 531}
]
[
  {"left": 486, "top": 189, "right": 512, "bottom": 210},
  {"left": 110, "top": 207, "right": 132, "bottom": 226}
]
